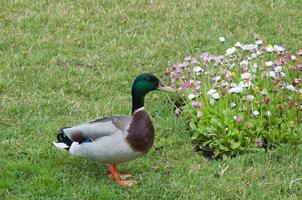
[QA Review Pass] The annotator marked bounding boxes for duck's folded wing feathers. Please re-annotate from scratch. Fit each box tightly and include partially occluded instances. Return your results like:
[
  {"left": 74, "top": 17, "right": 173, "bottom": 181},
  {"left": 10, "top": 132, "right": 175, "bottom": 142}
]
[{"left": 62, "top": 115, "right": 131, "bottom": 142}]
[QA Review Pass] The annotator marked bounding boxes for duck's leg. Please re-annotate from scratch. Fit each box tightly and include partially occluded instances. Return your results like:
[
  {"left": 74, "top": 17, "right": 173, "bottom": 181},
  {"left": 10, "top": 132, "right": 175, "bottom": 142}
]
[
  {"left": 108, "top": 164, "right": 132, "bottom": 179},
  {"left": 108, "top": 164, "right": 136, "bottom": 186}
]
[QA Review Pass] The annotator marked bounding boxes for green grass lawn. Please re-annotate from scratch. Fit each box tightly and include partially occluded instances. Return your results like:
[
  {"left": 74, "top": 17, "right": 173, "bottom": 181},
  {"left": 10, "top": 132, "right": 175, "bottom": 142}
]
[{"left": 1, "top": 0, "right": 301, "bottom": 199}]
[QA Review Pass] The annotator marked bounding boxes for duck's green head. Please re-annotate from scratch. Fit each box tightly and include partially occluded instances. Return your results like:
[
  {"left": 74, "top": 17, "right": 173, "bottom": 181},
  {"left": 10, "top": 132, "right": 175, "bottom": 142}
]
[{"left": 131, "top": 73, "right": 176, "bottom": 113}]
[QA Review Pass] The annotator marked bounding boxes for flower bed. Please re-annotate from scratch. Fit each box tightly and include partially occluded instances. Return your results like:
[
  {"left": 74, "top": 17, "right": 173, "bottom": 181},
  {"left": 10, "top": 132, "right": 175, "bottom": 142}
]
[{"left": 168, "top": 37, "right": 302, "bottom": 159}]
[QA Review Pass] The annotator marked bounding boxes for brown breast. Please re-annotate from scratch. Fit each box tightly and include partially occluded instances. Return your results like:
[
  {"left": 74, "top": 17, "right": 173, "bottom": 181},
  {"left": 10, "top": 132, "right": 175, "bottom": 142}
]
[{"left": 126, "top": 110, "right": 154, "bottom": 153}]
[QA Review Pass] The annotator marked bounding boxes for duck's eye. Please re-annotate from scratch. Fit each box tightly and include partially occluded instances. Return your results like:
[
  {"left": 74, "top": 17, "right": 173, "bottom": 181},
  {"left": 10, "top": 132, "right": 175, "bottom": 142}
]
[{"left": 147, "top": 77, "right": 154, "bottom": 82}]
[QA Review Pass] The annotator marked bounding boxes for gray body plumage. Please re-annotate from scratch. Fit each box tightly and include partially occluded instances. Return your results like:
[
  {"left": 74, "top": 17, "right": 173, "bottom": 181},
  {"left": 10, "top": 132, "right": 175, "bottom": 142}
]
[{"left": 53, "top": 110, "right": 153, "bottom": 164}]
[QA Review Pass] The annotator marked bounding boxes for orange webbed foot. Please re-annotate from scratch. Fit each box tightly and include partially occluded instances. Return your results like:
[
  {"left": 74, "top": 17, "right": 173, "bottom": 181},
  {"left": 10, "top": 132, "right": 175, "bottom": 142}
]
[
  {"left": 108, "top": 164, "right": 136, "bottom": 186},
  {"left": 116, "top": 179, "right": 137, "bottom": 186},
  {"left": 119, "top": 173, "right": 132, "bottom": 180}
]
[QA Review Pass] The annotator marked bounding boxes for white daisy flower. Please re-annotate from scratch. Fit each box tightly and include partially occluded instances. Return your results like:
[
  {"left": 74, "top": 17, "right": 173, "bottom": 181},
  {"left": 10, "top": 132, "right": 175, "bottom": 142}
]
[
  {"left": 265, "top": 45, "right": 274, "bottom": 52},
  {"left": 274, "top": 66, "right": 282, "bottom": 73},
  {"left": 197, "top": 111, "right": 203, "bottom": 118},
  {"left": 193, "top": 66, "right": 202, "bottom": 73},
  {"left": 255, "top": 39, "right": 263, "bottom": 45},
  {"left": 207, "top": 89, "right": 217, "bottom": 96},
  {"left": 188, "top": 93, "right": 196, "bottom": 100},
  {"left": 269, "top": 71, "right": 276, "bottom": 78},
  {"left": 265, "top": 61, "right": 273, "bottom": 67},
  {"left": 266, "top": 111, "right": 271, "bottom": 116},
  {"left": 241, "top": 44, "right": 257, "bottom": 51},
  {"left": 252, "top": 110, "right": 260, "bottom": 117},
  {"left": 235, "top": 42, "right": 242, "bottom": 47},
  {"left": 286, "top": 85, "right": 295, "bottom": 91},
  {"left": 238, "top": 81, "right": 253, "bottom": 88},
  {"left": 211, "top": 93, "right": 220, "bottom": 100},
  {"left": 230, "top": 82, "right": 237, "bottom": 87},
  {"left": 226, "top": 47, "right": 236, "bottom": 55},
  {"left": 241, "top": 72, "right": 252, "bottom": 80},
  {"left": 246, "top": 95, "right": 255, "bottom": 101},
  {"left": 213, "top": 76, "right": 221, "bottom": 82},
  {"left": 240, "top": 60, "right": 249, "bottom": 66},
  {"left": 261, "top": 89, "right": 268, "bottom": 96},
  {"left": 219, "top": 37, "right": 225, "bottom": 42},
  {"left": 274, "top": 45, "right": 285, "bottom": 52},
  {"left": 251, "top": 53, "right": 257, "bottom": 58},
  {"left": 229, "top": 86, "right": 243, "bottom": 94}
]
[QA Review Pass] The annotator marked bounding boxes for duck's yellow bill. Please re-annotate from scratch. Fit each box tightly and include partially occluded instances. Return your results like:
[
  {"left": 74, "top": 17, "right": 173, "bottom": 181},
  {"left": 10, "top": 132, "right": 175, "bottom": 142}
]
[{"left": 157, "top": 84, "right": 176, "bottom": 93}]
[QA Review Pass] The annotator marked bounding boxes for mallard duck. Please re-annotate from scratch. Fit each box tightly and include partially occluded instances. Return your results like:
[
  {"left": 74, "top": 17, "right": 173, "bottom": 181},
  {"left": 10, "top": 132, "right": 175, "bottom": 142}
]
[{"left": 53, "top": 73, "right": 176, "bottom": 186}]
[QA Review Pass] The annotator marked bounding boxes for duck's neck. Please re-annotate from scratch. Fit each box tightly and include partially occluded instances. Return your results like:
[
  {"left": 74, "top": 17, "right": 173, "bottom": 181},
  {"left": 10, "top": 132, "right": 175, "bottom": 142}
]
[{"left": 131, "top": 90, "right": 145, "bottom": 114}]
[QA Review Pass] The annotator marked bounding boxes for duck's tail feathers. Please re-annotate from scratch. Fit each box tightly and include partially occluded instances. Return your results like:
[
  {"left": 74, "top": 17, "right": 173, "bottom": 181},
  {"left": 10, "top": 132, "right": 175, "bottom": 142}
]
[{"left": 53, "top": 128, "right": 72, "bottom": 151}]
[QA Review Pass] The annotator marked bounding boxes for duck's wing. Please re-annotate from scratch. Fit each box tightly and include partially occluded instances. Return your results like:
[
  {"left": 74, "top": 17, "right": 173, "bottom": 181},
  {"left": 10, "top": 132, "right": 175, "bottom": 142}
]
[{"left": 62, "top": 115, "right": 132, "bottom": 142}]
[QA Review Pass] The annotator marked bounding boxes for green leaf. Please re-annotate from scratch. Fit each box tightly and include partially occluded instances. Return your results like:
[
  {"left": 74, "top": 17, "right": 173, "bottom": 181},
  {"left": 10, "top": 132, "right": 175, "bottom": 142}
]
[
  {"left": 189, "top": 122, "right": 197, "bottom": 130},
  {"left": 210, "top": 118, "right": 220, "bottom": 126},
  {"left": 219, "top": 145, "right": 230, "bottom": 151},
  {"left": 276, "top": 118, "right": 283, "bottom": 124},
  {"left": 230, "top": 141, "right": 241, "bottom": 149}
]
